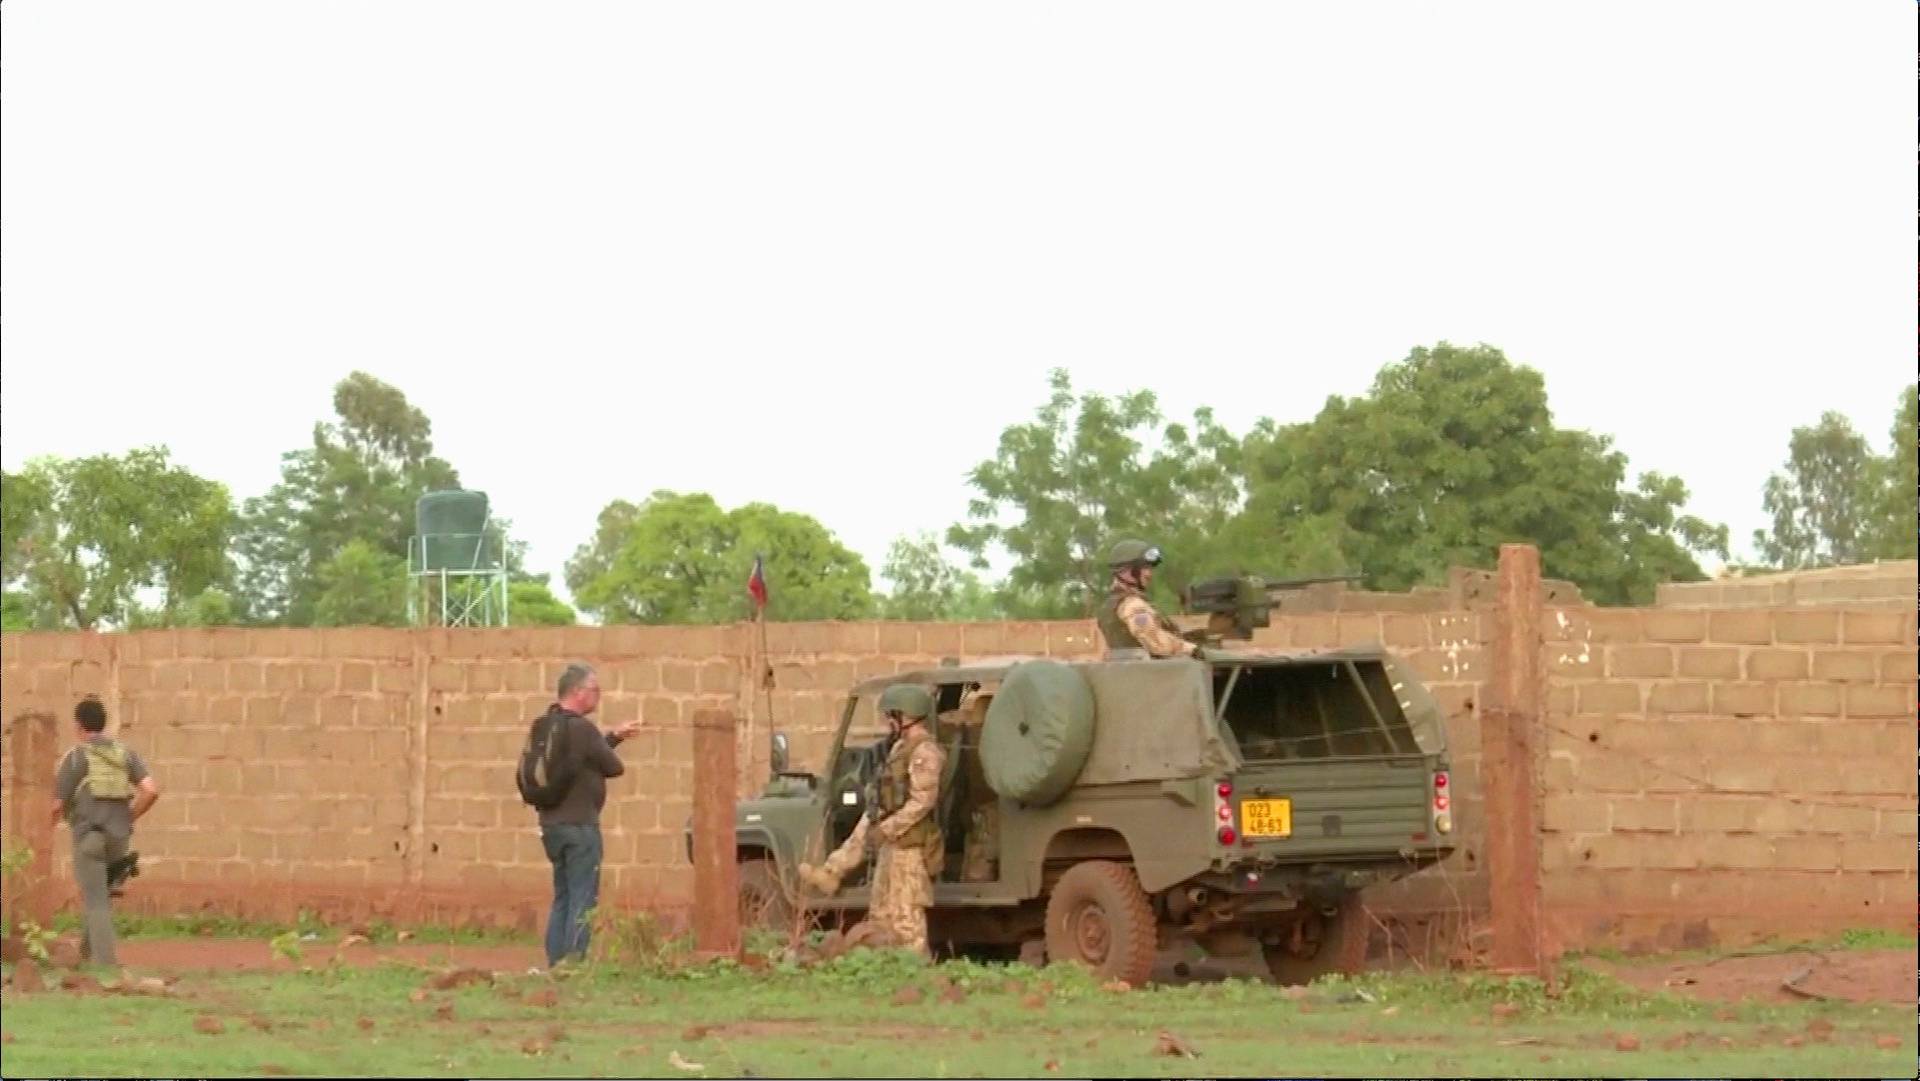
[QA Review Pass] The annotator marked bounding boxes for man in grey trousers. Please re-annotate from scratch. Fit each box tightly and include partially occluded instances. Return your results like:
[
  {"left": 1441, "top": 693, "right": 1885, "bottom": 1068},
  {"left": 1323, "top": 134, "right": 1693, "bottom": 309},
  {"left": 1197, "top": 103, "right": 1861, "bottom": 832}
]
[{"left": 51, "top": 697, "right": 160, "bottom": 969}]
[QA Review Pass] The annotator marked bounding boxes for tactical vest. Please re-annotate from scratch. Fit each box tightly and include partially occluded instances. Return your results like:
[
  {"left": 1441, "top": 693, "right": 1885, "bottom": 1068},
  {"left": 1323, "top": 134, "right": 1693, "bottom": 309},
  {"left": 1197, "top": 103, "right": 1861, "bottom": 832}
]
[
  {"left": 1097, "top": 584, "right": 1141, "bottom": 649},
  {"left": 82, "top": 740, "right": 134, "bottom": 801},
  {"left": 1100, "top": 582, "right": 1179, "bottom": 651},
  {"left": 878, "top": 727, "right": 943, "bottom": 865}
]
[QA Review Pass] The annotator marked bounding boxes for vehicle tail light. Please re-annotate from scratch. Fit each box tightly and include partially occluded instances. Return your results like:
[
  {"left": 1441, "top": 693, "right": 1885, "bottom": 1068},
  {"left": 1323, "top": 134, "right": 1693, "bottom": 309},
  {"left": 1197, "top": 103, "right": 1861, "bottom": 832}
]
[
  {"left": 1431, "top": 771, "right": 1453, "bottom": 835},
  {"left": 1213, "top": 778, "right": 1237, "bottom": 845}
]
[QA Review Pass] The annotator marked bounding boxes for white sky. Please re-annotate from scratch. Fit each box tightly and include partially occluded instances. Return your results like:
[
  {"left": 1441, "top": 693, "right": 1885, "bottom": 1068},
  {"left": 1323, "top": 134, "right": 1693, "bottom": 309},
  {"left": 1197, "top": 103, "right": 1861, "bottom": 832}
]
[{"left": 4, "top": 2, "right": 1914, "bottom": 611}]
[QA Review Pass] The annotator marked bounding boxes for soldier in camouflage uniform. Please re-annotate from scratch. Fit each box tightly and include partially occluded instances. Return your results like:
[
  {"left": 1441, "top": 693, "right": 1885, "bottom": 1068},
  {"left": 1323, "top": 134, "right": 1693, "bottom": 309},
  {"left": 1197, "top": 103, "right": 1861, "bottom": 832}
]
[
  {"left": 942, "top": 687, "right": 998, "bottom": 883},
  {"left": 796, "top": 684, "right": 947, "bottom": 956},
  {"left": 1097, "top": 539, "right": 1198, "bottom": 658}
]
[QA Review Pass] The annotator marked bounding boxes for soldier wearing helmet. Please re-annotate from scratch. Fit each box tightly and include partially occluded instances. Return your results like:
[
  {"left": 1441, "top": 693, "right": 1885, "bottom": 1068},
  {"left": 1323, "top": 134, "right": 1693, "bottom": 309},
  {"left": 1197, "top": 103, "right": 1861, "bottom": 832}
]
[
  {"left": 1098, "top": 538, "right": 1198, "bottom": 658},
  {"left": 797, "top": 683, "right": 947, "bottom": 957}
]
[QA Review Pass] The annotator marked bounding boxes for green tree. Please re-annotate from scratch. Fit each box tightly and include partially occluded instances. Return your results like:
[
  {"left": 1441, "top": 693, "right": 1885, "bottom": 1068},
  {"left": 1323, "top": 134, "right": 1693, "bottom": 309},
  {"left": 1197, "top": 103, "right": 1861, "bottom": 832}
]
[
  {"left": 1753, "top": 410, "right": 1881, "bottom": 569},
  {"left": 1239, "top": 343, "right": 1727, "bottom": 605},
  {"left": 235, "top": 372, "right": 459, "bottom": 625},
  {"left": 1, "top": 591, "right": 34, "bottom": 631},
  {"left": 948, "top": 369, "right": 1244, "bottom": 618},
  {"left": 1862, "top": 385, "right": 1917, "bottom": 561},
  {"left": 2, "top": 449, "right": 236, "bottom": 629},
  {"left": 312, "top": 540, "right": 410, "bottom": 627},
  {"left": 509, "top": 577, "right": 577, "bottom": 626},
  {"left": 877, "top": 533, "right": 1003, "bottom": 620},
  {"left": 565, "top": 491, "right": 872, "bottom": 624}
]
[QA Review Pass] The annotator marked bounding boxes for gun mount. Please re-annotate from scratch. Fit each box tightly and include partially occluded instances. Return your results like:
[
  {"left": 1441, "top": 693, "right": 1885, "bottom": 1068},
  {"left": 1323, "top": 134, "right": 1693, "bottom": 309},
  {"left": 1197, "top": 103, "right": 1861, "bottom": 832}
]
[{"left": 1180, "top": 572, "right": 1365, "bottom": 642}]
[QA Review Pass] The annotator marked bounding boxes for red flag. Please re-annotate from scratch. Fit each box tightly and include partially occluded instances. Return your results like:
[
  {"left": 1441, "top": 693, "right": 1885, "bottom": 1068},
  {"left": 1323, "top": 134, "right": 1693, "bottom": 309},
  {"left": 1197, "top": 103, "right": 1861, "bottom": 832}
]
[{"left": 747, "top": 554, "right": 769, "bottom": 611}]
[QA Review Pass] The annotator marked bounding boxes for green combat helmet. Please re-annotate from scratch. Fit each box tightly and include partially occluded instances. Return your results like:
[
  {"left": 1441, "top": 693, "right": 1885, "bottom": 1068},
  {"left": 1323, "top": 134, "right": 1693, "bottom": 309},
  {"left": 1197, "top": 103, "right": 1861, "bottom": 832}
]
[
  {"left": 878, "top": 683, "right": 934, "bottom": 720},
  {"left": 1106, "top": 538, "right": 1163, "bottom": 569}
]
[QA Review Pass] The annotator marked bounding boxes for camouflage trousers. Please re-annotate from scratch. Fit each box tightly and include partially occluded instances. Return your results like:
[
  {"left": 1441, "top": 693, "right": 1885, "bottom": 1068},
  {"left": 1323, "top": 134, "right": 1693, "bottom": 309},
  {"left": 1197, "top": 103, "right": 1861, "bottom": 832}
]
[{"left": 819, "top": 829, "right": 934, "bottom": 957}]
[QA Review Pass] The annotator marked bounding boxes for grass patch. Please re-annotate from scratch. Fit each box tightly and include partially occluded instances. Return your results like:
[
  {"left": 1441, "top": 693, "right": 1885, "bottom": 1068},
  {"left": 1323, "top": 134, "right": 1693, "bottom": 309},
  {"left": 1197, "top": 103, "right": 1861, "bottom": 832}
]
[
  {"left": 50, "top": 910, "right": 532, "bottom": 948},
  {"left": 2, "top": 948, "right": 1910, "bottom": 1078},
  {"left": 1566, "top": 925, "right": 1918, "bottom": 966}
]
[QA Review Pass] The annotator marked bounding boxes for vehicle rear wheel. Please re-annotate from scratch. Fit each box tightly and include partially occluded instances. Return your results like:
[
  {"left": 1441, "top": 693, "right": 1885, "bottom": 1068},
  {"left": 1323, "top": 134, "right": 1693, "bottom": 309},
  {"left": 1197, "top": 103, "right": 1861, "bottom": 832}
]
[
  {"left": 1262, "top": 895, "right": 1369, "bottom": 986},
  {"left": 738, "top": 858, "right": 795, "bottom": 935},
  {"left": 1043, "top": 861, "right": 1158, "bottom": 987}
]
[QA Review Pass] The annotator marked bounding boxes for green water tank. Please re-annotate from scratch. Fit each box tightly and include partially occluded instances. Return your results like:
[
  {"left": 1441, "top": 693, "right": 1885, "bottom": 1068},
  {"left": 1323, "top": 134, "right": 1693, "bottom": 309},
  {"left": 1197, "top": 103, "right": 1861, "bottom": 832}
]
[{"left": 415, "top": 489, "right": 493, "bottom": 571}]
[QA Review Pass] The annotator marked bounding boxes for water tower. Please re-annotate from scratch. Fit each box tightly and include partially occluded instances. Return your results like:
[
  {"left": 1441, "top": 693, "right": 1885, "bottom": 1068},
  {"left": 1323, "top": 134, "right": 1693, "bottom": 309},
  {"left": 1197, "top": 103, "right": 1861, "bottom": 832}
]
[{"left": 407, "top": 489, "right": 509, "bottom": 627}]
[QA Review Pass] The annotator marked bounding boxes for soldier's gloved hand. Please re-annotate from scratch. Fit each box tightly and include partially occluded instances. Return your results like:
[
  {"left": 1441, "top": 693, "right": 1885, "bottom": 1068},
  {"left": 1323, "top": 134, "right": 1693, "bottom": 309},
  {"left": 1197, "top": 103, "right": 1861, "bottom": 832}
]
[{"left": 797, "top": 862, "right": 842, "bottom": 897}]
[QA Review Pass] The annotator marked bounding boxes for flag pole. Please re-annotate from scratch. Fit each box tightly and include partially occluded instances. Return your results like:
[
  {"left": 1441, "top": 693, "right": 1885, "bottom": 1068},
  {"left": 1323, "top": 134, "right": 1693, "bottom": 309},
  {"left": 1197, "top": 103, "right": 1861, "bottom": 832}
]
[{"left": 746, "top": 554, "right": 776, "bottom": 780}]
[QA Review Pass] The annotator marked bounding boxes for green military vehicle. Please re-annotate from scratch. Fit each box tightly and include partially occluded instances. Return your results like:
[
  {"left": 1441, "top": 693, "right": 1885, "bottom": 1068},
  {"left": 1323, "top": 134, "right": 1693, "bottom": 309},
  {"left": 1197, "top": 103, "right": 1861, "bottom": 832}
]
[{"left": 712, "top": 576, "right": 1458, "bottom": 987}]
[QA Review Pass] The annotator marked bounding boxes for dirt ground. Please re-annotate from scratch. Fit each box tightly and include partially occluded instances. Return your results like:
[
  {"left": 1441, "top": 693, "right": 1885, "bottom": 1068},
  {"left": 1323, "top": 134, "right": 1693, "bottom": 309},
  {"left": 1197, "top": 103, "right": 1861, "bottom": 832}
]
[
  {"left": 98, "top": 938, "right": 1919, "bottom": 1007},
  {"left": 1589, "top": 947, "right": 1917, "bottom": 1005}
]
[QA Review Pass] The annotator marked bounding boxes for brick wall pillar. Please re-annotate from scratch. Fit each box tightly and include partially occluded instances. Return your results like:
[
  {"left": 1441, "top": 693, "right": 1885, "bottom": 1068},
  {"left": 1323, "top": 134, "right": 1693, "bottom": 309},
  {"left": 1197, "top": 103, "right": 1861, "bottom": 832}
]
[
  {"left": 690, "top": 707, "right": 740, "bottom": 958},
  {"left": 1485, "top": 544, "right": 1547, "bottom": 976},
  {"left": 3, "top": 711, "right": 62, "bottom": 933}
]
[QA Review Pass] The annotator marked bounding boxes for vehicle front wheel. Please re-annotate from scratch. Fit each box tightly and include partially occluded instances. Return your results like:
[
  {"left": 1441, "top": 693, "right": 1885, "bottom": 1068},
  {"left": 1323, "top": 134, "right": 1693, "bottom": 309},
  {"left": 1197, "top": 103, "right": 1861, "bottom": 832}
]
[
  {"left": 1043, "top": 861, "right": 1158, "bottom": 987},
  {"left": 1262, "top": 895, "right": 1369, "bottom": 986}
]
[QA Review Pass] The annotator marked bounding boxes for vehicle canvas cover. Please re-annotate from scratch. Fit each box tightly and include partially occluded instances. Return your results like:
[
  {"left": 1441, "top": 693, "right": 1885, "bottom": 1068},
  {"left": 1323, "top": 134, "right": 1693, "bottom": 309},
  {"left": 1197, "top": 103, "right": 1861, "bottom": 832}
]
[{"left": 1073, "top": 658, "right": 1234, "bottom": 785}]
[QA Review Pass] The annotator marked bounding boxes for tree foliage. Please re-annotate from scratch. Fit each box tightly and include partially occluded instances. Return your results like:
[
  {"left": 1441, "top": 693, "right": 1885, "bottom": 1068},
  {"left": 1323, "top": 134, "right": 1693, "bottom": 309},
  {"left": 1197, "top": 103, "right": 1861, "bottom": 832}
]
[
  {"left": 1, "top": 449, "right": 235, "bottom": 629},
  {"left": 509, "top": 577, "right": 577, "bottom": 626},
  {"left": 1752, "top": 411, "right": 1878, "bottom": 569},
  {"left": 947, "top": 369, "right": 1243, "bottom": 618},
  {"left": 1754, "top": 388, "right": 1917, "bottom": 569},
  {"left": 311, "top": 540, "right": 410, "bottom": 627},
  {"left": 235, "top": 373, "right": 459, "bottom": 625},
  {"left": 1862, "top": 385, "right": 1917, "bottom": 561},
  {"left": 877, "top": 533, "right": 1001, "bottom": 621},
  {"left": 1238, "top": 343, "right": 1727, "bottom": 605},
  {"left": 565, "top": 491, "right": 872, "bottom": 624}
]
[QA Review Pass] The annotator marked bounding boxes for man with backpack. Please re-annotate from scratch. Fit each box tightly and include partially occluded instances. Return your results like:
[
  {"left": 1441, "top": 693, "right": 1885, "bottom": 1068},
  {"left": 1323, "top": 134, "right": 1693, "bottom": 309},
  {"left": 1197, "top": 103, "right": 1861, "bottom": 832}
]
[
  {"left": 516, "top": 663, "right": 640, "bottom": 968},
  {"left": 50, "top": 697, "right": 161, "bottom": 969}
]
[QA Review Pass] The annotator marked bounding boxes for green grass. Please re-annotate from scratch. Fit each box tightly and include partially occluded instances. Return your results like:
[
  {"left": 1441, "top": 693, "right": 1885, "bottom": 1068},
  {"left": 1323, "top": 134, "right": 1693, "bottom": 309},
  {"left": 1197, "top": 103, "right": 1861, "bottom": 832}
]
[
  {"left": 2, "top": 949, "right": 1911, "bottom": 1078},
  {"left": 47, "top": 909, "right": 532, "bottom": 948},
  {"left": 1567, "top": 926, "right": 1919, "bottom": 966}
]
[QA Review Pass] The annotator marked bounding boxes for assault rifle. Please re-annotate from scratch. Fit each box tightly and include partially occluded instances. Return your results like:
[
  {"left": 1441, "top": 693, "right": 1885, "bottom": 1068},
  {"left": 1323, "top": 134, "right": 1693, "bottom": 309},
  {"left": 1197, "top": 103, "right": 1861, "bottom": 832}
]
[{"left": 1180, "top": 572, "right": 1365, "bottom": 643}]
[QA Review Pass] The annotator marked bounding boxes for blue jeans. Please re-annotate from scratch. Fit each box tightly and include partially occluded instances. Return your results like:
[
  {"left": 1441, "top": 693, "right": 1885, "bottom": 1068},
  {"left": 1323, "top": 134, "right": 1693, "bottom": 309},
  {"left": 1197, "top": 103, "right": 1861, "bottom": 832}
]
[{"left": 541, "top": 823, "right": 602, "bottom": 967}]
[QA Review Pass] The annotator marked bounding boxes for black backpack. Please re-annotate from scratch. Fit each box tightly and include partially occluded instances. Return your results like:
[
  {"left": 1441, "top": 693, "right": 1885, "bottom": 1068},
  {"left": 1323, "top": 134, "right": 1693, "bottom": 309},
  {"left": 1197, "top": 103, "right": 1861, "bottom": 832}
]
[{"left": 516, "top": 707, "right": 578, "bottom": 810}]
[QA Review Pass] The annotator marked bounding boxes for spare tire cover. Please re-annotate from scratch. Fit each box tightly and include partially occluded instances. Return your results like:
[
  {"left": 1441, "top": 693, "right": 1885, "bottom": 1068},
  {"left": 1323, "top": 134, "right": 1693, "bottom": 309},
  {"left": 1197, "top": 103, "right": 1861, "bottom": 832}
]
[{"left": 981, "top": 660, "right": 1096, "bottom": 806}]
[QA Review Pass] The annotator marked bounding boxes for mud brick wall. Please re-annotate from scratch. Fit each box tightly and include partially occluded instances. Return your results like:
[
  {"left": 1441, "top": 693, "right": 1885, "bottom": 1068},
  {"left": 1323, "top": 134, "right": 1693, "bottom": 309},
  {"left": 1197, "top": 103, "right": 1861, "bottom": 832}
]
[
  {"left": 1, "top": 612, "right": 1492, "bottom": 934},
  {"left": 1656, "top": 560, "right": 1917, "bottom": 608},
  {"left": 6, "top": 594, "right": 1910, "bottom": 953},
  {"left": 1539, "top": 606, "right": 1918, "bottom": 952}
]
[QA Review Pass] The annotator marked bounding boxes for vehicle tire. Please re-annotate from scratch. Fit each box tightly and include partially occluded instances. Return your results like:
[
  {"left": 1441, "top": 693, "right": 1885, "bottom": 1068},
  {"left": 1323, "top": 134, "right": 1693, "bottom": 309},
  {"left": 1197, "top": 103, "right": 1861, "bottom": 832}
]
[
  {"left": 1262, "top": 895, "right": 1370, "bottom": 986},
  {"left": 981, "top": 660, "right": 1096, "bottom": 807},
  {"left": 1043, "top": 861, "right": 1158, "bottom": 988},
  {"left": 738, "top": 858, "right": 795, "bottom": 935}
]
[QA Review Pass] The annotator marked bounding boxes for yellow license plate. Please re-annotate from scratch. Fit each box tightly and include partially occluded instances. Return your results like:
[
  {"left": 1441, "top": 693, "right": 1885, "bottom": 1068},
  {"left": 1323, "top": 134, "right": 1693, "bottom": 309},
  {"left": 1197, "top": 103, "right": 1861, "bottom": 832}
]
[{"left": 1241, "top": 798, "right": 1292, "bottom": 839}]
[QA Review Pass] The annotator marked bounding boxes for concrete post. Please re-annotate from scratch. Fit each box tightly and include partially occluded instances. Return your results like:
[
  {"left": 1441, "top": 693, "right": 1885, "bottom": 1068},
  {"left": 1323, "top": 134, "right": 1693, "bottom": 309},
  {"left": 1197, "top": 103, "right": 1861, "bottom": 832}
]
[
  {"left": 1485, "top": 544, "right": 1546, "bottom": 976},
  {"left": 690, "top": 708, "right": 741, "bottom": 958},
  {"left": 4, "top": 711, "right": 62, "bottom": 934}
]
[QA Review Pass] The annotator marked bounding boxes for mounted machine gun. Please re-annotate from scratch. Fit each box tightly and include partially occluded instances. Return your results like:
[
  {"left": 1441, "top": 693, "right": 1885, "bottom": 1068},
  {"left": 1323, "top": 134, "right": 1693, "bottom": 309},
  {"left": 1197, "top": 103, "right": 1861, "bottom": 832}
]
[{"left": 1180, "top": 572, "right": 1364, "bottom": 644}]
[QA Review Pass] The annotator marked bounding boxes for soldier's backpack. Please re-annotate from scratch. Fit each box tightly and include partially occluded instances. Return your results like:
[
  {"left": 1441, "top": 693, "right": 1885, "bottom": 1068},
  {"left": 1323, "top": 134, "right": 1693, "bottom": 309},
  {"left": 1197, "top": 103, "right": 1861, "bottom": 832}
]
[
  {"left": 515, "top": 707, "right": 577, "bottom": 810},
  {"left": 82, "top": 741, "right": 135, "bottom": 801}
]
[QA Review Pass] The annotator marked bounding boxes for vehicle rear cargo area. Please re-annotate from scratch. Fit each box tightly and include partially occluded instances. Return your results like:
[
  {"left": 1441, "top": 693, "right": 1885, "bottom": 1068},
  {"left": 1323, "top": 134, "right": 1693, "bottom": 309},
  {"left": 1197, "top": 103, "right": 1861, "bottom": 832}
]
[{"left": 1211, "top": 658, "right": 1430, "bottom": 761}]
